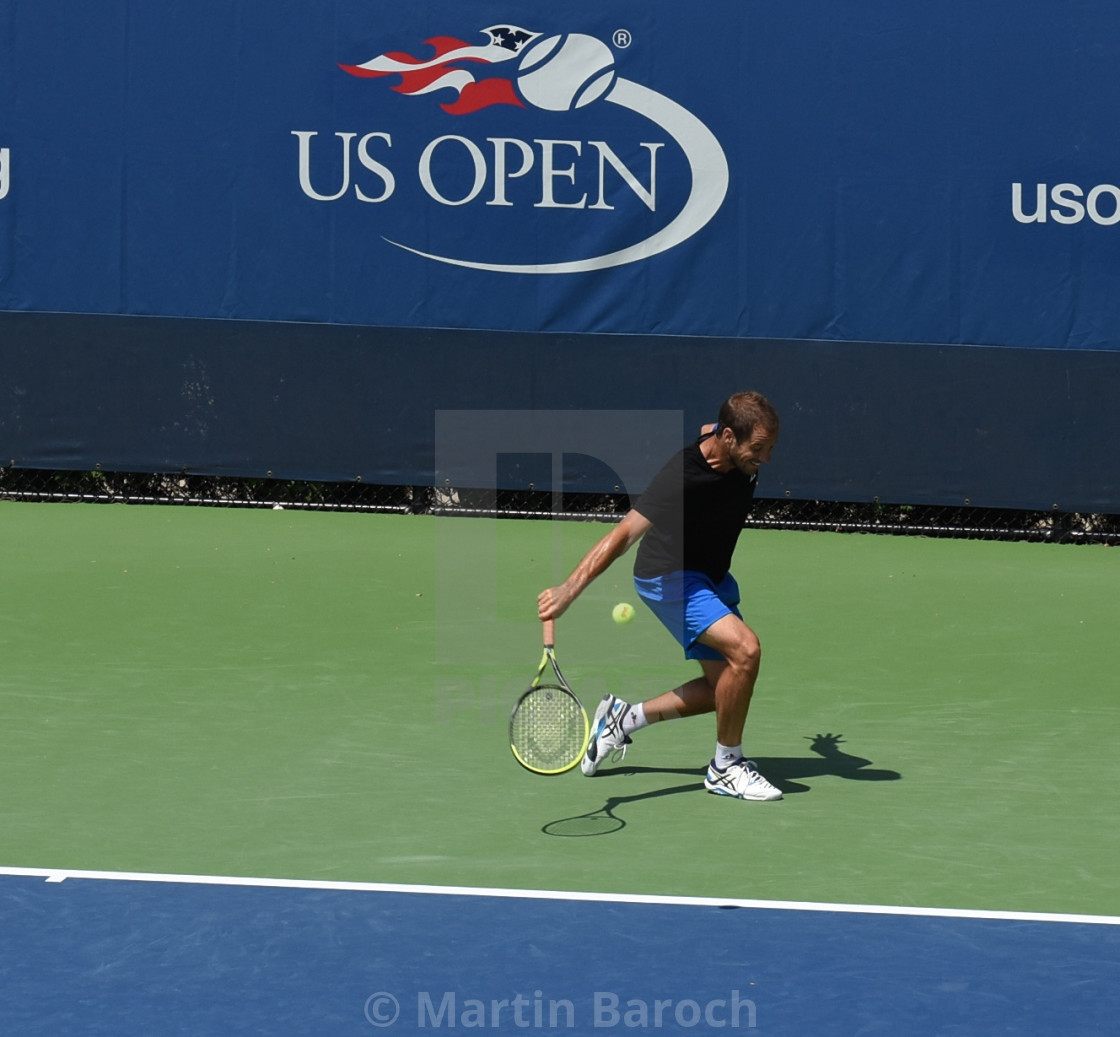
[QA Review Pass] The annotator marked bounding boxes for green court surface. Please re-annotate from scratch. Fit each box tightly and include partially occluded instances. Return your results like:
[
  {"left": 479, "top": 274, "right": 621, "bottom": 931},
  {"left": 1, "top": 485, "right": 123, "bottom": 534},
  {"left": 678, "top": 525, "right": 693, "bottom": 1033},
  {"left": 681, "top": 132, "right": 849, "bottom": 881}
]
[{"left": 1, "top": 501, "right": 1117, "bottom": 918}]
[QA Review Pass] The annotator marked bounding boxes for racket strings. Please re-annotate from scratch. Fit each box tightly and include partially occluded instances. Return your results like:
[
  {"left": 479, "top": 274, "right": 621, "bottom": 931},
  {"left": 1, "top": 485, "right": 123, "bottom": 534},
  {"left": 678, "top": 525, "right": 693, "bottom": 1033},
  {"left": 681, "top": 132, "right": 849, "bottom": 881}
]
[{"left": 510, "top": 685, "right": 587, "bottom": 770}]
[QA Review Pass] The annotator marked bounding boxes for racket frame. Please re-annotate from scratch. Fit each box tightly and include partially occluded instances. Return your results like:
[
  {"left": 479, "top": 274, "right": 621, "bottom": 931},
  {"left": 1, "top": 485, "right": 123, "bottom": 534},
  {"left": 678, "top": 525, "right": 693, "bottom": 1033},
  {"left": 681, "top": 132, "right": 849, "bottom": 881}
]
[{"left": 509, "top": 620, "right": 590, "bottom": 775}]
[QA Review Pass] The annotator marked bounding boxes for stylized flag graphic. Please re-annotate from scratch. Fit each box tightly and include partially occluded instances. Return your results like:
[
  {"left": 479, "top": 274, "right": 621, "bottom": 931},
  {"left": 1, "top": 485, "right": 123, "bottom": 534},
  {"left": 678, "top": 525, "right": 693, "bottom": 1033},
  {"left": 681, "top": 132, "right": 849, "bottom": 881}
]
[{"left": 339, "top": 25, "right": 540, "bottom": 115}]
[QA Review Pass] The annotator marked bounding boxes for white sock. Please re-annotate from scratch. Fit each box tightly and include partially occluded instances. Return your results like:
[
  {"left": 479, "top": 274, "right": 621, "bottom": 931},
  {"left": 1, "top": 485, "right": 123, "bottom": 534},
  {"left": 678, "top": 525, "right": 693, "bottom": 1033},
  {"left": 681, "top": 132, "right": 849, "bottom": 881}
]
[
  {"left": 621, "top": 702, "right": 649, "bottom": 736},
  {"left": 714, "top": 742, "right": 742, "bottom": 770}
]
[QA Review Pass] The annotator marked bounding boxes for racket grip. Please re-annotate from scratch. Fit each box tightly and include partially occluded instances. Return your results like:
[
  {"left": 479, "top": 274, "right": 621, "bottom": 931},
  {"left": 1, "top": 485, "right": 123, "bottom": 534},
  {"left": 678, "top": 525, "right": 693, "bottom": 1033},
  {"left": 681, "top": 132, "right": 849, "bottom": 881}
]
[{"left": 542, "top": 619, "right": 555, "bottom": 647}]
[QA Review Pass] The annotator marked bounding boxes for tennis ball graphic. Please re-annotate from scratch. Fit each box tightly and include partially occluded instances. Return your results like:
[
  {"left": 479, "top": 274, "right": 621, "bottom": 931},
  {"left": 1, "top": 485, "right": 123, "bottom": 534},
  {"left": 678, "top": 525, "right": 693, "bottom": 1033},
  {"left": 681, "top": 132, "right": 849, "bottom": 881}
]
[
  {"left": 517, "top": 34, "right": 617, "bottom": 111},
  {"left": 612, "top": 602, "right": 635, "bottom": 625}
]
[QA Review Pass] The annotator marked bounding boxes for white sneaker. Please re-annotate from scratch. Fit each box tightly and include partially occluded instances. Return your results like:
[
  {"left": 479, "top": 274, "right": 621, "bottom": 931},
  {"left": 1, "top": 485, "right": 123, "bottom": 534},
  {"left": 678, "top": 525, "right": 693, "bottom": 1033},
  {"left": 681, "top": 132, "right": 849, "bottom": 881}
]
[
  {"left": 704, "top": 758, "right": 783, "bottom": 801},
  {"left": 581, "top": 694, "right": 632, "bottom": 776}
]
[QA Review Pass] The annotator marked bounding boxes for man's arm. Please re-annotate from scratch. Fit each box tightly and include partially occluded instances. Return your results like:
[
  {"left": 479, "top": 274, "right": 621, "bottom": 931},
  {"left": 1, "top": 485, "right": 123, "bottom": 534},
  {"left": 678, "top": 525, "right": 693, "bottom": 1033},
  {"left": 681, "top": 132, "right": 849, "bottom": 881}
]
[{"left": 536, "top": 508, "right": 651, "bottom": 621}]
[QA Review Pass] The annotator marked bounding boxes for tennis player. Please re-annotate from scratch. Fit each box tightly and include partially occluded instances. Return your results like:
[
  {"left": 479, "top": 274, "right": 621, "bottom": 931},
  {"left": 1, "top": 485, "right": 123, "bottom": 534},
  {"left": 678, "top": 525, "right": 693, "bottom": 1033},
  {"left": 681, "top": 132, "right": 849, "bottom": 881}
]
[{"left": 536, "top": 391, "right": 783, "bottom": 802}]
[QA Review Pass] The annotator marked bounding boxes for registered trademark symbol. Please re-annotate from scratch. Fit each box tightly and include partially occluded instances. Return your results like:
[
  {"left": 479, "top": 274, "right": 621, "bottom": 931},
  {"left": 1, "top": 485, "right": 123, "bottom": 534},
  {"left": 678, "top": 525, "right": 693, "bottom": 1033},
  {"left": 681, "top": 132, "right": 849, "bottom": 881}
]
[{"left": 613, "top": 28, "right": 632, "bottom": 49}]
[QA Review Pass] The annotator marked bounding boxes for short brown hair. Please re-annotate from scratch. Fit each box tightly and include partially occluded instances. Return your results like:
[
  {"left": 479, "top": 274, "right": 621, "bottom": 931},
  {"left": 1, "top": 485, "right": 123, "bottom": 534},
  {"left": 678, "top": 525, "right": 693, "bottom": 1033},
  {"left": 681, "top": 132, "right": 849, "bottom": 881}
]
[{"left": 718, "top": 391, "right": 779, "bottom": 441}]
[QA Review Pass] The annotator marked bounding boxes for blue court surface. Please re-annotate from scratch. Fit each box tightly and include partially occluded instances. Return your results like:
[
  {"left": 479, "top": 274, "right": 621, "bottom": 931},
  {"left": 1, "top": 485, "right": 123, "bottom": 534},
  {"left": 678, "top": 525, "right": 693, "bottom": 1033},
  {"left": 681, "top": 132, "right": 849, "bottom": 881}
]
[{"left": 1, "top": 868, "right": 1117, "bottom": 1035}]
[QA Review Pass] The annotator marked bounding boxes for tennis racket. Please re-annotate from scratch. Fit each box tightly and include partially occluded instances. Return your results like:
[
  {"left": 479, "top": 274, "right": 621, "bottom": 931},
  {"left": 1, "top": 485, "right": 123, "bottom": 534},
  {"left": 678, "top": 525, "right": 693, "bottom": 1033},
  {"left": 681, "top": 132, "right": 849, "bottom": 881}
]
[{"left": 509, "top": 619, "right": 590, "bottom": 775}]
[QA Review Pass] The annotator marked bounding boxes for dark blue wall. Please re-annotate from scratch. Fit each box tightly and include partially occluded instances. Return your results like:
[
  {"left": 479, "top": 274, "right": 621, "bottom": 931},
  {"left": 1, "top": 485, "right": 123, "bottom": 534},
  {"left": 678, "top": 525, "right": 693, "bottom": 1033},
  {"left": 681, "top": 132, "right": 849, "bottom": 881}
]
[{"left": 3, "top": 311, "right": 1117, "bottom": 512}]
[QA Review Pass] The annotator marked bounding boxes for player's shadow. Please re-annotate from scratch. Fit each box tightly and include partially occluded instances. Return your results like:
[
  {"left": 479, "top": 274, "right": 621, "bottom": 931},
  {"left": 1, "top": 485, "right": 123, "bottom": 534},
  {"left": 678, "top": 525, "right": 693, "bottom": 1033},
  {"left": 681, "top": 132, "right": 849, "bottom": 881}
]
[
  {"left": 542, "top": 734, "right": 900, "bottom": 835},
  {"left": 751, "top": 732, "right": 902, "bottom": 793}
]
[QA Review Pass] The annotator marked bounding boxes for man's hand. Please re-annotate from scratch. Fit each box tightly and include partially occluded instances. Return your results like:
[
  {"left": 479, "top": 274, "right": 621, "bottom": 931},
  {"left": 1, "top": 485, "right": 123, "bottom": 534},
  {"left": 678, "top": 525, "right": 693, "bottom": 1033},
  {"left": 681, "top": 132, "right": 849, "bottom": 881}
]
[
  {"left": 532, "top": 509, "right": 651, "bottom": 624},
  {"left": 807, "top": 733, "right": 846, "bottom": 755},
  {"left": 537, "top": 584, "right": 577, "bottom": 622}
]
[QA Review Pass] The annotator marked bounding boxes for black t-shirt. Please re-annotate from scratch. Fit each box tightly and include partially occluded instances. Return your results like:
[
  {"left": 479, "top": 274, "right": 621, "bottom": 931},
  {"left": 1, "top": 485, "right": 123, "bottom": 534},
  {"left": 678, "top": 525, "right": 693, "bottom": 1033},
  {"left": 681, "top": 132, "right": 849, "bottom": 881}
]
[{"left": 632, "top": 439, "right": 758, "bottom": 581}]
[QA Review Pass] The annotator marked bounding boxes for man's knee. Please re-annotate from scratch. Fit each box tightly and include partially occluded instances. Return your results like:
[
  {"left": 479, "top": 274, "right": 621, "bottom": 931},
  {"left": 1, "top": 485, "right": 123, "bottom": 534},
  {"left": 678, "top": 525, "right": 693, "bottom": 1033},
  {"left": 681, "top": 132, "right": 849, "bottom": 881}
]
[
  {"left": 724, "top": 631, "right": 761, "bottom": 675},
  {"left": 697, "top": 615, "right": 761, "bottom": 674}
]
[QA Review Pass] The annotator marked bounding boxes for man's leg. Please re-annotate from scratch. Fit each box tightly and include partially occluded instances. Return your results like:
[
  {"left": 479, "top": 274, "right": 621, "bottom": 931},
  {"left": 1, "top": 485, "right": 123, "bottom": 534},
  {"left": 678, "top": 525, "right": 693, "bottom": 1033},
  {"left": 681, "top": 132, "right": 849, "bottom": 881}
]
[
  {"left": 695, "top": 613, "right": 762, "bottom": 746},
  {"left": 694, "top": 614, "right": 780, "bottom": 800},
  {"left": 637, "top": 674, "right": 715, "bottom": 723},
  {"left": 629, "top": 570, "right": 759, "bottom": 731},
  {"left": 584, "top": 663, "right": 722, "bottom": 775},
  {"left": 630, "top": 612, "right": 759, "bottom": 736},
  {"left": 584, "top": 573, "right": 760, "bottom": 774}
]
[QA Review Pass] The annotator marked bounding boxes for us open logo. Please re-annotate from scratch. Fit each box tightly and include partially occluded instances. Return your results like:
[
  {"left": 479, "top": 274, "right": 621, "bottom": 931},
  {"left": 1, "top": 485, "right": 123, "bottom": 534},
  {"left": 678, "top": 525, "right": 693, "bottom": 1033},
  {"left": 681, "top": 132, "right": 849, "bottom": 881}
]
[{"left": 293, "top": 24, "right": 729, "bottom": 274}]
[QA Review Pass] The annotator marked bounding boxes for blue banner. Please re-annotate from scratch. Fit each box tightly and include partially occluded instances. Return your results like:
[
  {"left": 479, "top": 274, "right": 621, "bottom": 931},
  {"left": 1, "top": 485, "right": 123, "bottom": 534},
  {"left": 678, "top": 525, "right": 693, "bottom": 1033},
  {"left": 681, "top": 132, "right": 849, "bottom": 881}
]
[{"left": 3, "top": 0, "right": 1120, "bottom": 351}]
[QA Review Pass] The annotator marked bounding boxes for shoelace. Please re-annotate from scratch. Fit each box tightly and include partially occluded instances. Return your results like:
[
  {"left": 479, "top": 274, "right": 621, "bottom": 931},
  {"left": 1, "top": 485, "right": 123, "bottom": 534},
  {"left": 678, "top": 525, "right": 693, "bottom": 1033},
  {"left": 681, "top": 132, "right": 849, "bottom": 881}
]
[
  {"left": 717, "top": 759, "right": 765, "bottom": 785},
  {"left": 605, "top": 742, "right": 629, "bottom": 765},
  {"left": 739, "top": 761, "right": 778, "bottom": 790},
  {"left": 601, "top": 709, "right": 631, "bottom": 764}
]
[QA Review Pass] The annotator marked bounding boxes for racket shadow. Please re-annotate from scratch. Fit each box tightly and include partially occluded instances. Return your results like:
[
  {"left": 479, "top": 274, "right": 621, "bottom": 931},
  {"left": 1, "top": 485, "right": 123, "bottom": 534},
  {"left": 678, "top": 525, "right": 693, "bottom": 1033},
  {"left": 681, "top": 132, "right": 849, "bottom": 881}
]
[{"left": 541, "top": 781, "right": 704, "bottom": 838}]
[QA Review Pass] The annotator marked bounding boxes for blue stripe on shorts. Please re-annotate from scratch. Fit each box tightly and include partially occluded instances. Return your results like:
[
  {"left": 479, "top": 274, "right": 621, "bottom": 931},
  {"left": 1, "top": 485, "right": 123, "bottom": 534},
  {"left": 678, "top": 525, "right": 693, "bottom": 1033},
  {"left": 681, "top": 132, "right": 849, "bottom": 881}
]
[{"left": 633, "top": 571, "right": 742, "bottom": 662}]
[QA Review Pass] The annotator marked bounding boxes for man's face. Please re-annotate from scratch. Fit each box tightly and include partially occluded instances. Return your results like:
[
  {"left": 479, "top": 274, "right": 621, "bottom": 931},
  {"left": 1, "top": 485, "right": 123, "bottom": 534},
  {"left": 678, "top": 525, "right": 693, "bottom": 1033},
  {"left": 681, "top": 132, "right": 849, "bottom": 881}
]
[{"left": 726, "top": 425, "right": 778, "bottom": 476}]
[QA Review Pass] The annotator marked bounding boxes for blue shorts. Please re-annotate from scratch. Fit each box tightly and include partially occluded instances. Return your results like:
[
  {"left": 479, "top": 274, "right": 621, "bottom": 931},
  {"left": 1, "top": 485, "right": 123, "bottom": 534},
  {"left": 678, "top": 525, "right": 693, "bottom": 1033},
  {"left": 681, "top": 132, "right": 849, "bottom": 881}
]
[{"left": 633, "top": 571, "right": 742, "bottom": 662}]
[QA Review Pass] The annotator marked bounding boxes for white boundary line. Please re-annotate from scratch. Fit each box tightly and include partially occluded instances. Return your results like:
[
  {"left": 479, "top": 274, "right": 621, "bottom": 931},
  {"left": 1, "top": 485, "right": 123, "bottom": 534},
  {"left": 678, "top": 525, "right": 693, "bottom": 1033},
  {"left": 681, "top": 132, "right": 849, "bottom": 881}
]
[{"left": 1, "top": 865, "right": 1118, "bottom": 927}]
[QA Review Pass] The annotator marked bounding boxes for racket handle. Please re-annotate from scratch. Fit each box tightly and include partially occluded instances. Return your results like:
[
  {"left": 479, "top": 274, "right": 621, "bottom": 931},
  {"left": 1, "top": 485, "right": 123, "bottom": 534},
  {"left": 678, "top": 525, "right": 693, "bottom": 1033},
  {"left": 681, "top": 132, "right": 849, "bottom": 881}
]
[{"left": 542, "top": 619, "right": 555, "bottom": 648}]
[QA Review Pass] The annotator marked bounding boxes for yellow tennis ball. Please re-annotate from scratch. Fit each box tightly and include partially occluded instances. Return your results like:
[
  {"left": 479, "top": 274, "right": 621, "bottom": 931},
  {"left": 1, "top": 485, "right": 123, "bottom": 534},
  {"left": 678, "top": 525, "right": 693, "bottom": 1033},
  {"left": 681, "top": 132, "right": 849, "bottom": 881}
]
[{"left": 612, "top": 602, "right": 635, "bottom": 624}]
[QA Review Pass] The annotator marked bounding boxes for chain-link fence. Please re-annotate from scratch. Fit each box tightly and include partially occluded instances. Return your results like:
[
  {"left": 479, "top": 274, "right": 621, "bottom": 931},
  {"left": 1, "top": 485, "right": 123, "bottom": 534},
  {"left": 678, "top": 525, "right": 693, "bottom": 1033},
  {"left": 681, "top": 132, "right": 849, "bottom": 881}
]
[{"left": 1, "top": 467, "right": 1117, "bottom": 544}]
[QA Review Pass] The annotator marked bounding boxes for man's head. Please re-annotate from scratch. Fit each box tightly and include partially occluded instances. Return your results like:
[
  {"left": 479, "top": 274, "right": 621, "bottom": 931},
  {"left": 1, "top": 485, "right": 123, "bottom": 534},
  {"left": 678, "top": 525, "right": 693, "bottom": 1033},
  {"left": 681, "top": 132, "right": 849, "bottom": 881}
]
[
  {"left": 715, "top": 392, "right": 780, "bottom": 476},
  {"left": 717, "top": 391, "right": 780, "bottom": 442}
]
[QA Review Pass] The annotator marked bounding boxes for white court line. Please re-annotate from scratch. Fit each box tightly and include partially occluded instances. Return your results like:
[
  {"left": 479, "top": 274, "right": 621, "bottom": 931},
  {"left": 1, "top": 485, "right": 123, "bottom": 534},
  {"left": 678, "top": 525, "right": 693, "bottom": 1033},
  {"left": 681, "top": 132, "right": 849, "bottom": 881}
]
[{"left": 1, "top": 865, "right": 1118, "bottom": 927}]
